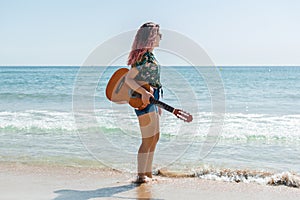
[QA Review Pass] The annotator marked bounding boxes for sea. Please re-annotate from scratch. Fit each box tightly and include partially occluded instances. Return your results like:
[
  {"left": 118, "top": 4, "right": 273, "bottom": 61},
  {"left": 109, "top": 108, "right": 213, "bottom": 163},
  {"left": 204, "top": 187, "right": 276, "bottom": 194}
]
[{"left": 1, "top": 66, "right": 300, "bottom": 187}]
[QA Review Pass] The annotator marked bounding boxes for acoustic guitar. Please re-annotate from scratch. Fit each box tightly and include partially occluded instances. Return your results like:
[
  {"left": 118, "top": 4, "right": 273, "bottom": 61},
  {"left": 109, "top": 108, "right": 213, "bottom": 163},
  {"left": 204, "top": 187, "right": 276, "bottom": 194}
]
[{"left": 106, "top": 68, "right": 193, "bottom": 123}]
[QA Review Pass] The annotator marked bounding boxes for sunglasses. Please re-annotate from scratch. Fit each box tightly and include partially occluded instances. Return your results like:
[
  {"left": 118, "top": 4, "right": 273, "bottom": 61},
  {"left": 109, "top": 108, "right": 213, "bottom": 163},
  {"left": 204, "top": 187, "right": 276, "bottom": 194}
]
[{"left": 158, "top": 33, "right": 162, "bottom": 40}]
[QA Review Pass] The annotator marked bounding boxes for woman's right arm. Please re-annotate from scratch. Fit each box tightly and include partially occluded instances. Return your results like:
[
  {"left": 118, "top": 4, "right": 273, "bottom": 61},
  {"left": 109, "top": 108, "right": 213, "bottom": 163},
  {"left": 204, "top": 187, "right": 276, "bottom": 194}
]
[{"left": 125, "top": 67, "right": 153, "bottom": 106}]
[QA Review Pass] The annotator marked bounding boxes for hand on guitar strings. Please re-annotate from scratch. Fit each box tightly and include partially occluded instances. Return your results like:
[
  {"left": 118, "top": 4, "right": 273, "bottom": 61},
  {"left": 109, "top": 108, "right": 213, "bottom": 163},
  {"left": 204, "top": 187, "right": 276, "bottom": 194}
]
[{"left": 140, "top": 89, "right": 154, "bottom": 110}]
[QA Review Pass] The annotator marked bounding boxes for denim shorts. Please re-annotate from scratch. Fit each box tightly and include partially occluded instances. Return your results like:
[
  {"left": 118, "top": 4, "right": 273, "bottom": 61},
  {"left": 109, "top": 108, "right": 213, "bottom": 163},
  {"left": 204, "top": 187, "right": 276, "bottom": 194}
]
[{"left": 135, "top": 88, "right": 160, "bottom": 116}]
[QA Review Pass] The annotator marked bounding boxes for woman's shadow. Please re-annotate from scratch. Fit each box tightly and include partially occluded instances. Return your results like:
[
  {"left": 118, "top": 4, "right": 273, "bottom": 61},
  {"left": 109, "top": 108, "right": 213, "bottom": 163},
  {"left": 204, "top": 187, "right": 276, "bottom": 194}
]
[{"left": 53, "top": 183, "right": 163, "bottom": 200}]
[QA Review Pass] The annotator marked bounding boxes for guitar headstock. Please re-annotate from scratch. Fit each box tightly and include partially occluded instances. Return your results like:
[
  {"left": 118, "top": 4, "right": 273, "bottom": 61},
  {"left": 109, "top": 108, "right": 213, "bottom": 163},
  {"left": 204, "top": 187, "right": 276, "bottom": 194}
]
[{"left": 173, "top": 109, "right": 193, "bottom": 123}]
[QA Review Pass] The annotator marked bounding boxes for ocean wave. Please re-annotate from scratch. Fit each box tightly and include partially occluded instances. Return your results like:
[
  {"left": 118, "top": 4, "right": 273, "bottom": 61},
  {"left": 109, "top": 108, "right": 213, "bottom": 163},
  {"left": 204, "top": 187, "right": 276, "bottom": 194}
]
[
  {"left": 0, "top": 92, "right": 72, "bottom": 100},
  {"left": 0, "top": 124, "right": 122, "bottom": 135},
  {"left": 219, "top": 113, "right": 300, "bottom": 142},
  {"left": 0, "top": 110, "right": 111, "bottom": 134},
  {"left": 1, "top": 110, "right": 300, "bottom": 141},
  {"left": 157, "top": 168, "right": 300, "bottom": 188},
  {"left": 0, "top": 110, "right": 76, "bottom": 132}
]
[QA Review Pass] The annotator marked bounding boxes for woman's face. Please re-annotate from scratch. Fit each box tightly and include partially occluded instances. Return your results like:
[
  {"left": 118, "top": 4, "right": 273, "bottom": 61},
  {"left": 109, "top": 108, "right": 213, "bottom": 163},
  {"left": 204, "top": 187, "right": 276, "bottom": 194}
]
[{"left": 153, "top": 32, "right": 162, "bottom": 47}]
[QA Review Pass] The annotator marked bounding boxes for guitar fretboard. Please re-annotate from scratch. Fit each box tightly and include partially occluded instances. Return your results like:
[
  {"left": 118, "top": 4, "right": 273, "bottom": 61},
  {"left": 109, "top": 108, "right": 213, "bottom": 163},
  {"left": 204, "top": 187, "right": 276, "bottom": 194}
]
[{"left": 150, "top": 98, "right": 175, "bottom": 113}]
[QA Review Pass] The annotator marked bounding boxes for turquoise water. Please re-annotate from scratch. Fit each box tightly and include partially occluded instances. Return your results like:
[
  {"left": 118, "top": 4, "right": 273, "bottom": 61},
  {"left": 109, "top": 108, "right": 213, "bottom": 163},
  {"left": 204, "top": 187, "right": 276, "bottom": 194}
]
[{"left": 0, "top": 66, "right": 300, "bottom": 184}]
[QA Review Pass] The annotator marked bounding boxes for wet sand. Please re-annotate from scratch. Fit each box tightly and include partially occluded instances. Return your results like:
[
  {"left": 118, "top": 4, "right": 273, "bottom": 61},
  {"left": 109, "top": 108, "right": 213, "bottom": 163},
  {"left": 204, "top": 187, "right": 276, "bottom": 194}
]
[{"left": 0, "top": 162, "right": 299, "bottom": 200}]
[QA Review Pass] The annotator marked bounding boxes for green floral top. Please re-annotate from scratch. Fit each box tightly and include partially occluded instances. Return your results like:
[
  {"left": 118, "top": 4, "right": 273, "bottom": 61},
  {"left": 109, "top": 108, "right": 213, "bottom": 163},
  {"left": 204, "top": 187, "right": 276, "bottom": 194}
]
[{"left": 133, "top": 51, "right": 162, "bottom": 88}]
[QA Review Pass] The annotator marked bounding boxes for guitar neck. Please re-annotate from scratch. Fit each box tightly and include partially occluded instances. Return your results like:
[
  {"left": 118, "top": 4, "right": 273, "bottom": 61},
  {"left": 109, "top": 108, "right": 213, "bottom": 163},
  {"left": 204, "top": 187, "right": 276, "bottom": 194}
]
[{"left": 150, "top": 98, "right": 175, "bottom": 113}]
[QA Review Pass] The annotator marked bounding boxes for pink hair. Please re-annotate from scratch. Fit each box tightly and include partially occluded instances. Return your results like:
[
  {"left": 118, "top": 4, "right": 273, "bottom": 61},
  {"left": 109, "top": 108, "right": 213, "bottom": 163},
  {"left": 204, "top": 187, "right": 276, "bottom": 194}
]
[{"left": 127, "top": 22, "right": 160, "bottom": 66}]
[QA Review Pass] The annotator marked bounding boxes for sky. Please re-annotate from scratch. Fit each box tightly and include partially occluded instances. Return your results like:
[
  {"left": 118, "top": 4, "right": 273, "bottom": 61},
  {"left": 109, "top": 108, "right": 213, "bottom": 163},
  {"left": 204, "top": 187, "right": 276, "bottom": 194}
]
[{"left": 1, "top": 0, "right": 300, "bottom": 66}]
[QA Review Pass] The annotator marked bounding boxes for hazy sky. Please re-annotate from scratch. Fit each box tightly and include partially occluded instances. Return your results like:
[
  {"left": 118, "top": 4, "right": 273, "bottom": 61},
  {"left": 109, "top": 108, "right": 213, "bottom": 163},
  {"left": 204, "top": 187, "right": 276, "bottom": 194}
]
[{"left": 1, "top": 0, "right": 300, "bottom": 66}]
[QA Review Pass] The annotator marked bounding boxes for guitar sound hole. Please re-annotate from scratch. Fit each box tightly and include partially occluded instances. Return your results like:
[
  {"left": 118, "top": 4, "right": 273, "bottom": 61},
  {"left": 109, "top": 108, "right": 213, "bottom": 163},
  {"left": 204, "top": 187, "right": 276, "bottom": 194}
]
[{"left": 129, "top": 90, "right": 141, "bottom": 98}]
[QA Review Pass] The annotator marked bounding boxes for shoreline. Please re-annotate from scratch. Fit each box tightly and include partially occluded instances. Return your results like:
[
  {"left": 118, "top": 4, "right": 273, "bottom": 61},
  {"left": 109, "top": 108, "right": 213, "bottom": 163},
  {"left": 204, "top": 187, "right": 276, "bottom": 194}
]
[{"left": 1, "top": 161, "right": 299, "bottom": 200}]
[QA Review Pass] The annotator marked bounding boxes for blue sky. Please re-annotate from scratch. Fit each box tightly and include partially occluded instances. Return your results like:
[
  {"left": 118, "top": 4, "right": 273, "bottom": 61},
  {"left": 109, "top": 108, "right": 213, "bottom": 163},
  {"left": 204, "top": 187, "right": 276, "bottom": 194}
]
[{"left": 1, "top": 0, "right": 300, "bottom": 66}]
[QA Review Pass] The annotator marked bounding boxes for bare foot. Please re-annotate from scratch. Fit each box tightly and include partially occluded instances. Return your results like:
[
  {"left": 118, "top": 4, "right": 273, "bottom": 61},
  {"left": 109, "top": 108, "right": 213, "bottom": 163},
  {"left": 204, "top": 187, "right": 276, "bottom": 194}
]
[{"left": 133, "top": 176, "right": 151, "bottom": 184}]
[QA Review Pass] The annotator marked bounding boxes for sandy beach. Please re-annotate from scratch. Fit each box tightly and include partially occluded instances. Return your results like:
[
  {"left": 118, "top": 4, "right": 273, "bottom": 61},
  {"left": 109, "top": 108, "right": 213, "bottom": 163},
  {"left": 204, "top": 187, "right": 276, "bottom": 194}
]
[{"left": 0, "top": 162, "right": 299, "bottom": 200}]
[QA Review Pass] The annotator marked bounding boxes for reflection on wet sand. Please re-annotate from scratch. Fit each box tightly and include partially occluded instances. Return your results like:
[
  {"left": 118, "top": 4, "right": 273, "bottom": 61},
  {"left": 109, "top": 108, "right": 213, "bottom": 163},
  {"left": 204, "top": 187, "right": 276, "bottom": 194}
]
[{"left": 136, "top": 184, "right": 152, "bottom": 199}]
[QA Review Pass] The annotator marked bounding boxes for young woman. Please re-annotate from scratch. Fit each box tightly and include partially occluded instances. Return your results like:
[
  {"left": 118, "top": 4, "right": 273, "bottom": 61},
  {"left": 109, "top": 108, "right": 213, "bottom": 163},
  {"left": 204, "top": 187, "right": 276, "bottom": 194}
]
[{"left": 125, "top": 22, "right": 162, "bottom": 183}]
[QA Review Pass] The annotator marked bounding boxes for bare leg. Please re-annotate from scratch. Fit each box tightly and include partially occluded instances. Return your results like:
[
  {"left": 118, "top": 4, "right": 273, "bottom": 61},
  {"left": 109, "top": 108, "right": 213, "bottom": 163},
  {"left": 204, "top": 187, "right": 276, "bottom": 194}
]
[
  {"left": 137, "top": 111, "right": 160, "bottom": 180},
  {"left": 145, "top": 133, "right": 159, "bottom": 178}
]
